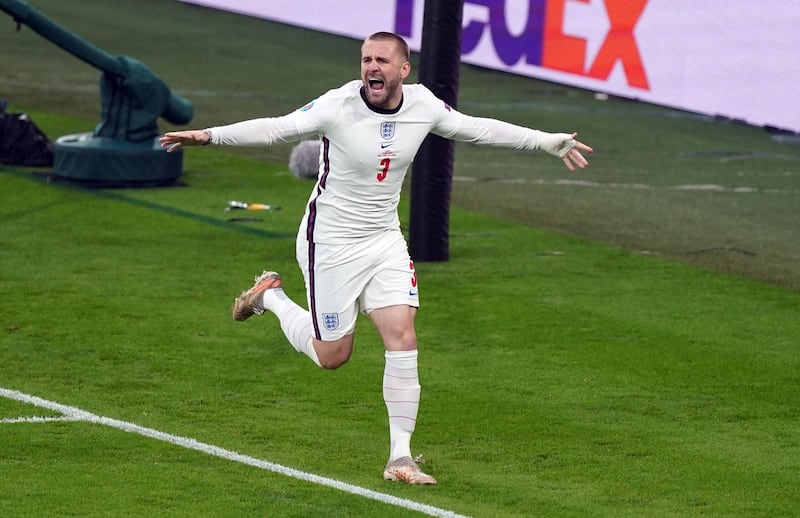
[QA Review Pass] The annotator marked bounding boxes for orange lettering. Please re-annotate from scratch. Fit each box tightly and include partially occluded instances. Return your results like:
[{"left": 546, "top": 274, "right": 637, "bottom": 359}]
[
  {"left": 587, "top": 0, "right": 650, "bottom": 89},
  {"left": 542, "top": 0, "right": 589, "bottom": 74}
]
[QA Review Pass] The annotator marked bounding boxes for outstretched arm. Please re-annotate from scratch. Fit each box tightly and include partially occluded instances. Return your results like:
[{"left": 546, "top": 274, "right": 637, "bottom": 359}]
[
  {"left": 160, "top": 111, "right": 322, "bottom": 153},
  {"left": 434, "top": 111, "right": 593, "bottom": 172},
  {"left": 159, "top": 129, "right": 211, "bottom": 153}
]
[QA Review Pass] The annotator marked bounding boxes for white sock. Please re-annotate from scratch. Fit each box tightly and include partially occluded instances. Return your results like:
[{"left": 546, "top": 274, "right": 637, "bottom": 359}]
[
  {"left": 262, "top": 289, "right": 321, "bottom": 367},
  {"left": 383, "top": 349, "right": 420, "bottom": 461}
]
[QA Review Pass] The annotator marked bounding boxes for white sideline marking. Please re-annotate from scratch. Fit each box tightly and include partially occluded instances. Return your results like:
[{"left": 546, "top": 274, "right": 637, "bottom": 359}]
[
  {"left": 452, "top": 176, "right": 800, "bottom": 195},
  {"left": 1, "top": 387, "right": 469, "bottom": 518},
  {"left": 0, "top": 415, "right": 82, "bottom": 424}
]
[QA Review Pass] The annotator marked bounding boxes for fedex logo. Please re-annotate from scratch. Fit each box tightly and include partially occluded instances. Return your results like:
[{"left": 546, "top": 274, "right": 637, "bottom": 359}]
[{"left": 395, "top": 0, "right": 650, "bottom": 90}]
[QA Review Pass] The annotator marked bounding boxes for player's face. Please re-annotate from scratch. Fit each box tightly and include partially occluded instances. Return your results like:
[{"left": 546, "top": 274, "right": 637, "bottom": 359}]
[{"left": 360, "top": 39, "right": 410, "bottom": 110}]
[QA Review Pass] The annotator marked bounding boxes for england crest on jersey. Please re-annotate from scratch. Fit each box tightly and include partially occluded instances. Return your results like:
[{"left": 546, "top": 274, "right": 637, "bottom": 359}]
[
  {"left": 322, "top": 313, "right": 339, "bottom": 331},
  {"left": 380, "top": 121, "right": 396, "bottom": 140}
]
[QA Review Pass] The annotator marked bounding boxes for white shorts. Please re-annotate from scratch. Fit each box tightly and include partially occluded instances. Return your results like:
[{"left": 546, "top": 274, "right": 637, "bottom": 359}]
[{"left": 296, "top": 230, "right": 419, "bottom": 341}]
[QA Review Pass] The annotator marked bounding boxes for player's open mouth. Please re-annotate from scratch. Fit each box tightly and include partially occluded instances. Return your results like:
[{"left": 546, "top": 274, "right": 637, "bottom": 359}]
[{"left": 368, "top": 79, "right": 385, "bottom": 90}]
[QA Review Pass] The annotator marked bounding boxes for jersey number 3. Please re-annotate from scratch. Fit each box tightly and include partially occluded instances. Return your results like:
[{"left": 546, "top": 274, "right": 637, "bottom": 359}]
[{"left": 377, "top": 158, "right": 390, "bottom": 182}]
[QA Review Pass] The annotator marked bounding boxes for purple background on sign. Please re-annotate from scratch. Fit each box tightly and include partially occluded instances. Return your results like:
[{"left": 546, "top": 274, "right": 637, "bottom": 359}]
[
  {"left": 395, "top": 0, "right": 546, "bottom": 66},
  {"left": 394, "top": 0, "right": 415, "bottom": 37}
]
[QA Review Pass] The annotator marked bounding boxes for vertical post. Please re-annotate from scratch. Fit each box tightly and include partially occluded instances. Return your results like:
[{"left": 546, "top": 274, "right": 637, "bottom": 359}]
[{"left": 409, "top": 0, "right": 463, "bottom": 262}]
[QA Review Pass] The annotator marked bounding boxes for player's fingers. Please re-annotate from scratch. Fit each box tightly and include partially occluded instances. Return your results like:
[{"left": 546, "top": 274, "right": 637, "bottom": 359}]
[
  {"left": 564, "top": 149, "right": 588, "bottom": 171},
  {"left": 164, "top": 142, "right": 182, "bottom": 153},
  {"left": 573, "top": 149, "right": 589, "bottom": 169},
  {"left": 574, "top": 149, "right": 589, "bottom": 168},
  {"left": 159, "top": 137, "right": 183, "bottom": 153}
]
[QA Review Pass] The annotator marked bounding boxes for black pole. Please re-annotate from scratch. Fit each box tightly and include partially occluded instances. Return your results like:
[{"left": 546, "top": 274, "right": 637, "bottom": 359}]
[{"left": 409, "top": 0, "right": 463, "bottom": 262}]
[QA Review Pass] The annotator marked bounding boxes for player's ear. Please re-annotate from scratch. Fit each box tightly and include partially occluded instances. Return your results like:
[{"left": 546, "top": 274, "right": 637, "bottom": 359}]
[{"left": 401, "top": 60, "right": 411, "bottom": 79}]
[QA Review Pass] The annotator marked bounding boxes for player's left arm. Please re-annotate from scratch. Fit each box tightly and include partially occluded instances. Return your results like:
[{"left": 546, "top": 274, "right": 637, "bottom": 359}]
[{"left": 432, "top": 110, "right": 593, "bottom": 172}]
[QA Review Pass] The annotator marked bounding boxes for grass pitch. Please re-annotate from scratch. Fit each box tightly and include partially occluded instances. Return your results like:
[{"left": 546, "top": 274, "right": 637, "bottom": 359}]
[
  {"left": 2, "top": 1, "right": 799, "bottom": 516},
  {"left": 2, "top": 0, "right": 798, "bottom": 290}
]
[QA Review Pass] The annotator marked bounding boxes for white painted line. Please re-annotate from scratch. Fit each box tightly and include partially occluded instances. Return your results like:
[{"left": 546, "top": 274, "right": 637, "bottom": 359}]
[
  {"left": 451, "top": 176, "right": 800, "bottom": 195},
  {"left": 1, "top": 387, "right": 469, "bottom": 518},
  {"left": 0, "top": 415, "right": 82, "bottom": 424}
]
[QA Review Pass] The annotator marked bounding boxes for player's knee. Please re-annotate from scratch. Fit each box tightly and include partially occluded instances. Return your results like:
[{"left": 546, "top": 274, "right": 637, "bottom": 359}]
[
  {"left": 318, "top": 350, "right": 351, "bottom": 369},
  {"left": 315, "top": 338, "right": 353, "bottom": 369},
  {"left": 396, "top": 326, "right": 417, "bottom": 351},
  {"left": 318, "top": 355, "right": 348, "bottom": 369}
]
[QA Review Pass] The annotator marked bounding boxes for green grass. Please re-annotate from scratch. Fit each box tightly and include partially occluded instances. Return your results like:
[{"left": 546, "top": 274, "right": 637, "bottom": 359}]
[
  {"left": 2, "top": 145, "right": 799, "bottom": 516},
  {"left": 2, "top": 0, "right": 799, "bottom": 289},
  {"left": 2, "top": 1, "right": 800, "bottom": 516}
]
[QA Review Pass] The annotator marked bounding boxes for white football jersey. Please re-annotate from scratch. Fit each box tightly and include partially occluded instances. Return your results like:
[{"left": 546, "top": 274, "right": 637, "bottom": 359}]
[{"left": 209, "top": 80, "right": 554, "bottom": 244}]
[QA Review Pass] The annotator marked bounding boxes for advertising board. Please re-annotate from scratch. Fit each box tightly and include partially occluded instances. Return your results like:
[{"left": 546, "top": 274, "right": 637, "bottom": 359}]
[{"left": 181, "top": 0, "right": 800, "bottom": 133}]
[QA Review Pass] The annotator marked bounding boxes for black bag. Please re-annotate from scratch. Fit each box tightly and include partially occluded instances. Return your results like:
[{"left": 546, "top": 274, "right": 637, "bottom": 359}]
[{"left": 0, "top": 103, "right": 54, "bottom": 167}]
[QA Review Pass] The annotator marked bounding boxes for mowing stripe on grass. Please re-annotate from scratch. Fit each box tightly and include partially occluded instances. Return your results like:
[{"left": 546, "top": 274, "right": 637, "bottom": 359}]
[
  {"left": 0, "top": 387, "right": 469, "bottom": 518},
  {"left": 93, "top": 190, "right": 297, "bottom": 240},
  {"left": 1, "top": 170, "right": 295, "bottom": 240}
]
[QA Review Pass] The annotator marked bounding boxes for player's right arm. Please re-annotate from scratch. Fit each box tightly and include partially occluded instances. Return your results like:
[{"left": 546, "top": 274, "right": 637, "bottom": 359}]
[
  {"left": 160, "top": 112, "right": 320, "bottom": 152},
  {"left": 159, "top": 129, "right": 211, "bottom": 152},
  {"left": 205, "top": 113, "right": 317, "bottom": 147},
  {"left": 160, "top": 85, "right": 346, "bottom": 152}
]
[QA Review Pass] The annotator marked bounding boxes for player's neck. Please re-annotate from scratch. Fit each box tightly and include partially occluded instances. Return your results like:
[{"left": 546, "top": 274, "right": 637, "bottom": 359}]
[{"left": 359, "top": 86, "right": 404, "bottom": 114}]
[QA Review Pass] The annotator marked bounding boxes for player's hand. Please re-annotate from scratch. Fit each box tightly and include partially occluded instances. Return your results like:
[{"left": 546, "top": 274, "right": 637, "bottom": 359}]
[
  {"left": 159, "top": 130, "right": 210, "bottom": 153},
  {"left": 537, "top": 131, "right": 593, "bottom": 170},
  {"left": 561, "top": 133, "right": 593, "bottom": 172}
]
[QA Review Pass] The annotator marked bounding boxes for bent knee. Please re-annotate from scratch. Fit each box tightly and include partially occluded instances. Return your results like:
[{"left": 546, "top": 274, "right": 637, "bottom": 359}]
[
  {"left": 320, "top": 362, "right": 340, "bottom": 370},
  {"left": 318, "top": 356, "right": 349, "bottom": 370},
  {"left": 314, "top": 337, "right": 353, "bottom": 369}
]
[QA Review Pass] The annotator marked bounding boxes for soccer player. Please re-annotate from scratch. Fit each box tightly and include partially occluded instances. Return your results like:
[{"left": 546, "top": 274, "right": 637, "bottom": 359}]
[{"left": 160, "top": 31, "right": 592, "bottom": 485}]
